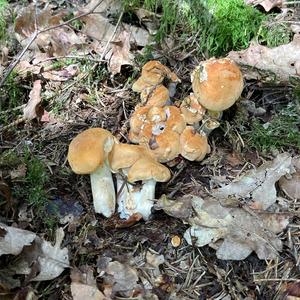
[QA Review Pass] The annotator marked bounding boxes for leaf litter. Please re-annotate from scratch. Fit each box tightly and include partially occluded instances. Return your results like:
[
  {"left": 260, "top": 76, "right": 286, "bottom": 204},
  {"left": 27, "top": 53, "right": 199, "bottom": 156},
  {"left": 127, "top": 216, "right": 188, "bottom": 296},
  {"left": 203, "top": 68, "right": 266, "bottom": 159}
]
[
  {"left": 1, "top": 0, "right": 300, "bottom": 298},
  {"left": 157, "top": 153, "right": 293, "bottom": 260},
  {"left": 0, "top": 225, "right": 69, "bottom": 281},
  {"left": 228, "top": 34, "right": 300, "bottom": 83}
]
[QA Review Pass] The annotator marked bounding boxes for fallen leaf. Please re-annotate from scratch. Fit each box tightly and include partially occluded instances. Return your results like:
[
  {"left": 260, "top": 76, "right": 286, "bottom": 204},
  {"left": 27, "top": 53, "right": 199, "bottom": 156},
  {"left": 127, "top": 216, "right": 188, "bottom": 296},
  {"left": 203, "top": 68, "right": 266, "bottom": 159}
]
[
  {"left": 15, "top": 6, "right": 84, "bottom": 56},
  {"left": 71, "top": 267, "right": 107, "bottom": 300},
  {"left": 10, "top": 164, "right": 27, "bottom": 179},
  {"left": 245, "top": 0, "right": 282, "bottom": 12},
  {"left": 14, "top": 228, "right": 69, "bottom": 281},
  {"left": 183, "top": 195, "right": 289, "bottom": 260},
  {"left": 23, "top": 80, "right": 42, "bottom": 121},
  {"left": 104, "top": 261, "right": 139, "bottom": 297},
  {"left": 212, "top": 152, "right": 292, "bottom": 209},
  {"left": 15, "top": 61, "right": 42, "bottom": 77},
  {"left": 108, "top": 31, "right": 134, "bottom": 75},
  {"left": 146, "top": 251, "right": 165, "bottom": 279},
  {"left": 115, "top": 213, "right": 143, "bottom": 228},
  {"left": 0, "top": 223, "right": 36, "bottom": 256},
  {"left": 134, "top": 8, "right": 159, "bottom": 35},
  {"left": 279, "top": 171, "right": 300, "bottom": 199},
  {"left": 80, "top": 13, "right": 115, "bottom": 42},
  {"left": 225, "top": 152, "right": 243, "bottom": 167},
  {"left": 228, "top": 34, "right": 300, "bottom": 83},
  {"left": 154, "top": 194, "right": 194, "bottom": 219},
  {"left": 41, "top": 64, "right": 78, "bottom": 81}
]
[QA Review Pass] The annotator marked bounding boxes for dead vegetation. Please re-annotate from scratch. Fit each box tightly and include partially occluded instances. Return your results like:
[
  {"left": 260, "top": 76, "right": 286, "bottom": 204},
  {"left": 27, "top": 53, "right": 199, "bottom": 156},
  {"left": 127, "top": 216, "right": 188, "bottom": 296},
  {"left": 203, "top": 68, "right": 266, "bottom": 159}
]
[{"left": 0, "top": 0, "right": 300, "bottom": 299}]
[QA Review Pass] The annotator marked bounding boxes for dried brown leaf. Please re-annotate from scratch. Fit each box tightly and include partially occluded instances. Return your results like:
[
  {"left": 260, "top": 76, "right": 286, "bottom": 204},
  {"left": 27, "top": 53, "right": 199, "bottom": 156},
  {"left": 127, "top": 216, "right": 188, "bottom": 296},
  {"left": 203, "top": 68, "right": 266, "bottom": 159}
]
[
  {"left": 212, "top": 152, "right": 292, "bottom": 209},
  {"left": 23, "top": 80, "right": 42, "bottom": 121},
  {"left": 71, "top": 267, "right": 108, "bottom": 300},
  {"left": 41, "top": 64, "right": 78, "bottom": 81},
  {"left": 0, "top": 223, "right": 36, "bottom": 256},
  {"left": 115, "top": 213, "right": 143, "bottom": 228},
  {"left": 154, "top": 194, "right": 194, "bottom": 220},
  {"left": 108, "top": 31, "right": 134, "bottom": 75},
  {"left": 14, "top": 228, "right": 69, "bottom": 281},
  {"left": 15, "top": 61, "right": 42, "bottom": 77},
  {"left": 279, "top": 171, "right": 300, "bottom": 199},
  {"left": 245, "top": 0, "right": 282, "bottom": 12},
  {"left": 15, "top": 6, "right": 85, "bottom": 56},
  {"left": 10, "top": 165, "right": 27, "bottom": 179},
  {"left": 183, "top": 196, "right": 289, "bottom": 260},
  {"left": 228, "top": 34, "right": 300, "bottom": 83},
  {"left": 104, "top": 261, "right": 139, "bottom": 297}
]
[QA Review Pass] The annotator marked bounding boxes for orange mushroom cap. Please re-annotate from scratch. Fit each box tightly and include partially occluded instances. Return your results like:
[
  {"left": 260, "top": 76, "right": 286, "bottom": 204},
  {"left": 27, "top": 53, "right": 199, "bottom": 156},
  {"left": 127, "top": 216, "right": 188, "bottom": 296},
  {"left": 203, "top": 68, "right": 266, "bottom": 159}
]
[{"left": 191, "top": 58, "right": 244, "bottom": 111}]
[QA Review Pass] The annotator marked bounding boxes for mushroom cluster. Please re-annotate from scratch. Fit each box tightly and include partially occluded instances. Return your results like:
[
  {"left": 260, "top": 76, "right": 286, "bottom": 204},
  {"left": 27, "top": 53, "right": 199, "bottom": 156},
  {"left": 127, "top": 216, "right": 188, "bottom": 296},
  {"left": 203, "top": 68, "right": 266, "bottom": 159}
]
[
  {"left": 67, "top": 58, "right": 244, "bottom": 222},
  {"left": 67, "top": 128, "right": 170, "bottom": 220},
  {"left": 129, "top": 58, "right": 243, "bottom": 163}
]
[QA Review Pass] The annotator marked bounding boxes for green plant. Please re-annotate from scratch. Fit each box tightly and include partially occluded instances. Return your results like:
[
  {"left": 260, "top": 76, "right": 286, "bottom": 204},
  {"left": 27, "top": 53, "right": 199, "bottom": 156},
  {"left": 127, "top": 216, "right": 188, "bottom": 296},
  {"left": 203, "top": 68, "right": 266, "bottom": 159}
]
[
  {"left": 242, "top": 102, "right": 300, "bottom": 152},
  {"left": 2, "top": 71, "right": 24, "bottom": 108},
  {"left": 24, "top": 153, "right": 49, "bottom": 210},
  {"left": 205, "top": 0, "right": 266, "bottom": 55},
  {"left": 0, "top": 0, "right": 8, "bottom": 42},
  {"left": 258, "top": 17, "right": 292, "bottom": 48}
]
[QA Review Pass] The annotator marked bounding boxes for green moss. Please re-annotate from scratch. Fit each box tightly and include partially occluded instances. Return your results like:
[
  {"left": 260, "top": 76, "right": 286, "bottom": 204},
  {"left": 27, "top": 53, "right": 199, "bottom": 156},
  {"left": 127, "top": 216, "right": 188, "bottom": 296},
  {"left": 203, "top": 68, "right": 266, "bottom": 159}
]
[
  {"left": 206, "top": 0, "right": 266, "bottom": 55},
  {"left": 123, "top": 0, "right": 291, "bottom": 56},
  {"left": 242, "top": 102, "right": 300, "bottom": 152}
]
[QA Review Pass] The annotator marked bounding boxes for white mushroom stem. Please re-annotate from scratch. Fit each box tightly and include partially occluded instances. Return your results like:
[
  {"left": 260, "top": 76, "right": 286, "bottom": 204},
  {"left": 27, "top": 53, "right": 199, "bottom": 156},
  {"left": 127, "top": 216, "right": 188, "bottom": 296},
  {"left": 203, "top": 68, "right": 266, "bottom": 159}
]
[
  {"left": 117, "top": 174, "right": 156, "bottom": 220},
  {"left": 90, "top": 161, "right": 116, "bottom": 217}
]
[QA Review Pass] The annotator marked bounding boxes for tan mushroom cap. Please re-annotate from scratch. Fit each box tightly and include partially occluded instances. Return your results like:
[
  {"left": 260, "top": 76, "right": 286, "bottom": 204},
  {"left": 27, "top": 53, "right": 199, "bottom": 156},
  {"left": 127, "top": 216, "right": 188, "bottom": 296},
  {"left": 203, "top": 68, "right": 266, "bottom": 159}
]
[
  {"left": 133, "top": 60, "right": 181, "bottom": 89},
  {"left": 108, "top": 143, "right": 154, "bottom": 172},
  {"left": 191, "top": 58, "right": 244, "bottom": 111},
  {"left": 129, "top": 106, "right": 150, "bottom": 135},
  {"left": 180, "top": 93, "right": 206, "bottom": 125},
  {"left": 141, "top": 60, "right": 171, "bottom": 85},
  {"left": 147, "top": 106, "right": 167, "bottom": 123},
  {"left": 127, "top": 157, "right": 171, "bottom": 183},
  {"left": 143, "top": 84, "right": 170, "bottom": 107},
  {"left": 132, "top": 77, "right": 153, "bottom": 93},
  {"left": 148, "top": 127, "right": 181, "bottom": 163},
  {"left": 165, "top": 106, "right": 186, "bottom": 134},
  {"left": 68, "top": 128, "right": 114, "bottom": 174},
  {"left": 180, "top": 126, "right": 210, "bottom": 161}
]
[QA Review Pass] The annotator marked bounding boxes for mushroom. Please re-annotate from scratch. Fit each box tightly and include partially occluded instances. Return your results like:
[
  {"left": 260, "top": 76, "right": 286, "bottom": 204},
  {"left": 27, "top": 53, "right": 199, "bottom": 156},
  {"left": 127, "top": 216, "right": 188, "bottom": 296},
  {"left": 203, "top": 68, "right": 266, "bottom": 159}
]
[
  {"left": 191, "top": 57, "right": 244, "bottom": 112},
  {"left": 180, "top": 93, "right": 206, "bottom": 125},
  {"left": 190, "top": 58, "right": 244, "bottom": 135},
  {"left": 141, "top": 84, "right": 170, "bottom": 107},
  {"left": 67, "top": 128, "right": 116, "bottom": 217},
  {"left": 148, "top": 126, "right": 181, "bottom": 163},
  {"left": 180, "top": 126, "right": 210, "bottom": 161},
  {"left": 109, "top": 143, "right": 170, "bottom": 220},
  {"left": 129, "top": 106, "right": 186, "bottom": 162},
  {"left": 128, "top": 106, "right": 151, "bottom": 143},
  {"left": 132, "top": 60, "right": 180, "bottom": 98}
]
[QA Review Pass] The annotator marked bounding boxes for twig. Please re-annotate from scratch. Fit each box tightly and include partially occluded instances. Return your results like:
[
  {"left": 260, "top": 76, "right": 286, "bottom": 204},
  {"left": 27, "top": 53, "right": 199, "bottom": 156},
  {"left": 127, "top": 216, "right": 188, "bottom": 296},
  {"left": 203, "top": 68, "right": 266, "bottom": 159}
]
[
  {"left": 0, "top": 0, "right": 104, "bottom": 87},
  {"left": 100, "top": 9, "right": 124, "bottom": 61},
  {"left": 0, "top": 31, "right": 38, "bottom": 87},
  {"left": 32, "top": 55, "right": 105, "bottom": 66}
]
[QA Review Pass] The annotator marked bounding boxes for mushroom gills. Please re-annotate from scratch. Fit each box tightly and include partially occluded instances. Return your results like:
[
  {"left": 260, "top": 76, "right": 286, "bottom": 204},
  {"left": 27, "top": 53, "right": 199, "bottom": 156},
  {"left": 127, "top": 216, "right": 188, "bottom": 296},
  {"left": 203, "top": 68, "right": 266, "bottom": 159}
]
[
  {"left": 117, "top": 174, "right": 156, "bottom": 220},
  {"left": 90, "top": 161, "right": 116, "bottom": 217}
]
